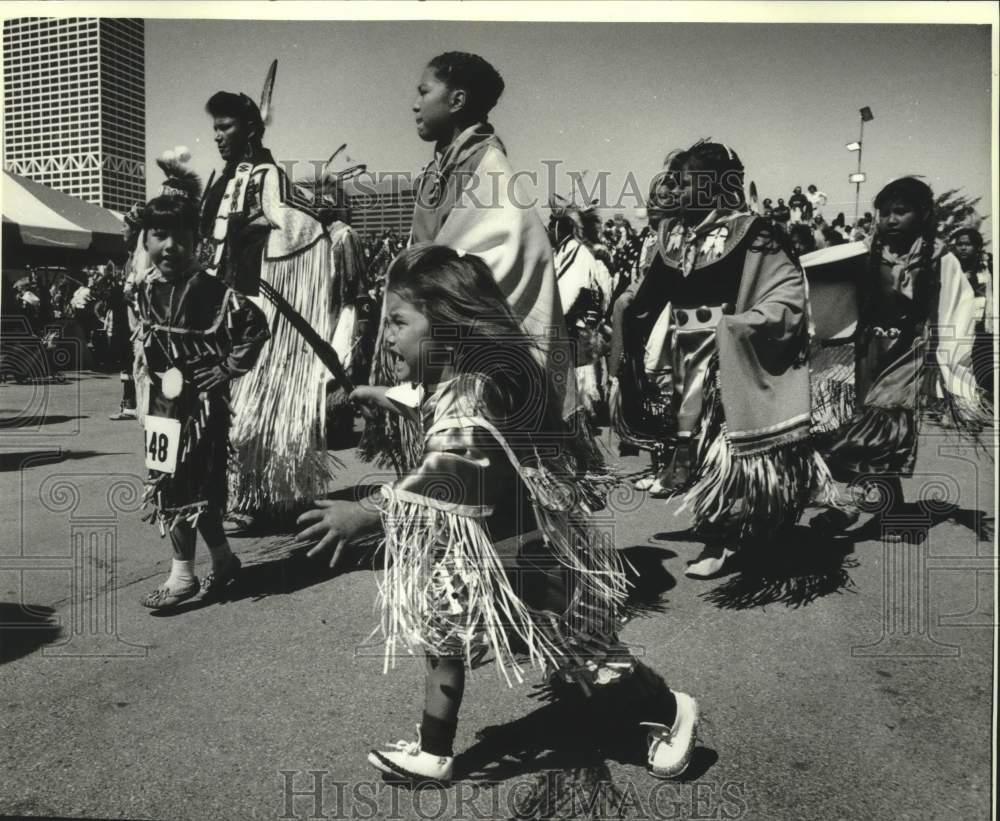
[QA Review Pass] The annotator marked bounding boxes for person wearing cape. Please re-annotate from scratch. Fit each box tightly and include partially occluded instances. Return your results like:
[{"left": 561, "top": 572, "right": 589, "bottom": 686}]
[
  {"left": 613, "top": 141, "right": 836, "bottom": 579},
  {"left": 361, "top": 52, "right": 589, "bottom": 474},
  {"left": 197, "top": 81, "right": 367, "bottom": 533}
]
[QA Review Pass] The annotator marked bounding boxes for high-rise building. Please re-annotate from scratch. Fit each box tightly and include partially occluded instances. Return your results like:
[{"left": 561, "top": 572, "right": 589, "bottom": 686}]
[
  {"left": 344, "top": 175, "right": 416, "bottom": 241},
  {"left": 2, "top": 17, "right": 145, "bottom": 214}
]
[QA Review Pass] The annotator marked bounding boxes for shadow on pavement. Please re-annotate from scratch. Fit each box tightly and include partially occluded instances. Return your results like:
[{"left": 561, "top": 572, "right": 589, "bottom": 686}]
[
  {"left": 854, "top": 503, "right": 992, "bottom": 544},
  {"left": 619, "top": 545, "right": 676, "bottom": 619},
  {"left": 150, "top": 486, "right": 388, "bottom": 616},
  {"left": 149, "top": 544, "right": 383, "bottom": 618},
  {"left": 448, "top": 674, "right": 717, "bottom": 815},
  {"left": 0, "top": 449, "right": 112, "bottom": 472},
  {"left": 699, "top": 526, "right": 858, "bottom": 610},
  {"left": 0, "top": 603, "right": 62, "bottom": 664},
  {"left": 0, "top": 413, "right": 88, "bottom": 428}
]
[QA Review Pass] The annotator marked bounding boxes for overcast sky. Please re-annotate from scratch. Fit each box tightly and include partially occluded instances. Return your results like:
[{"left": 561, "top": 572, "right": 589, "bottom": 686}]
[{"left": 140, "top": 16, "right": 992, "bottom": 228}]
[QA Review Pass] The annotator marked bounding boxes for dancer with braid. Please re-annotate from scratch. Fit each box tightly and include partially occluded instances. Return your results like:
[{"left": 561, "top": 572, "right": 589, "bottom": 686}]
[{"left": 816, "top": 177, "right": 986, "bottom": 534}]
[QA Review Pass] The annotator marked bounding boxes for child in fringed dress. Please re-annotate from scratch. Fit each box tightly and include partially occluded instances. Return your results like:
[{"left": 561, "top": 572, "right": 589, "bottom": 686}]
[
  {"left": 816, "top": 177, "right": 988, "bottom": 534},
  {"left": 297, "top": 245, "right": 700, "bottom": 783},
  {"left": 134, "top": 193, "right": 269, "bottom": 609}
]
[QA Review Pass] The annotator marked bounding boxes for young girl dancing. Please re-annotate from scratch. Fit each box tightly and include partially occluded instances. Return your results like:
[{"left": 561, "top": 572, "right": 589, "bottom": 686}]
[
  {"left": 820, "top": 177, "right": 986, "bottom": 530},
  {"left": 297, "top": 245, "right": 699, "bottom": 782}
]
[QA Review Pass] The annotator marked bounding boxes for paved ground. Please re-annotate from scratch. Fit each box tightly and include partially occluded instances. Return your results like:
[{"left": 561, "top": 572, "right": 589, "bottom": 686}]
[{"left": 1, "top": 373, "right": 994, "bottom": 821}]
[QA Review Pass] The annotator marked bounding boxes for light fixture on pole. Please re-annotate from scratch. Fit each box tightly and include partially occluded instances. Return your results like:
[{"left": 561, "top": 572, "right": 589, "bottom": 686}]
[{"left": 850, "top": 106, "right": 874, "bottom": 223}]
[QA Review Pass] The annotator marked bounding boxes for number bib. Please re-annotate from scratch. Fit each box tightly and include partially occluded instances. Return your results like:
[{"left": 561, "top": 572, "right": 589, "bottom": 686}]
[{"left": 144, "top": 415, "right": 182, "bottom": 474}]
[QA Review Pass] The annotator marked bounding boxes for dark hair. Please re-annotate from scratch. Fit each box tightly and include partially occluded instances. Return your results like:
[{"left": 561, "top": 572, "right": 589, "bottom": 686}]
[
  {"left": 427, "top": 52, "right": 505, "bottom": 120},
  {"left": 662, "top": 141, "right": 746, "bottom": 212},
  {"left": 868, "top": 176, "right": 939, "bottom": 324},
  {"left": 141, "top": 195, "right": 199, "bottom": 233},
  {"left": 873, "top": 176, "right": 935, "bottom": 222},
  {"left": 385, "top": 244, "right": 565, "bottom": 443},
  {"left": 788, "top": 223, "right": 816, "bottom": 253},
  {"left": 205, "top": 91, "right": 265, "bottom": 142},
  {"left": 950, "top": 227, "right": 983, "bottom": 251}
]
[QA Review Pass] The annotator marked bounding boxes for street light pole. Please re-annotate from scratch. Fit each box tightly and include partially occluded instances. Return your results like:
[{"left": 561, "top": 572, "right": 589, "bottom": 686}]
[{"left": 855, "top": 115, "right": 864, "bottom": 225}]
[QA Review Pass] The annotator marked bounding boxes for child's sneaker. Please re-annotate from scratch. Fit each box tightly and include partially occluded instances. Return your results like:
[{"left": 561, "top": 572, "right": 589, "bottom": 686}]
[
  {"left": 367, "top": 726, "right": 453, "bottom": 783},
  {"left": 641, "top": 691, "right": 699, "bottom": 778}
]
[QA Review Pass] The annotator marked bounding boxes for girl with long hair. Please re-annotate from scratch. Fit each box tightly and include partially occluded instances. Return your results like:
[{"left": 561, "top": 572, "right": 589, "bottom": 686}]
[
  {"left": 820, "top": 177, "right": 986, "bottom": 530},
  {"left": 297, "top": 244, "right": 699, "bottom": 783}
]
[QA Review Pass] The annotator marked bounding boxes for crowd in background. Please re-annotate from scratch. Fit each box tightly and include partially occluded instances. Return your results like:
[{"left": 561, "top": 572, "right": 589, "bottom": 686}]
[{"left": 2, "top": 184, "right": 994, "bottom": 411}]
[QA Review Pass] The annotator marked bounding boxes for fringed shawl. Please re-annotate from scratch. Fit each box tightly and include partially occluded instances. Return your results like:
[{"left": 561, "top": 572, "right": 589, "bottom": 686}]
[
  {"left": 613, "top": 212, "right": 813, "bottom": 454},
  {"left": 711, "top": 217, "right": 814, "bottom": 455},
  {"left": 135, "top": 271, "right": 270, "bottom": 534}
]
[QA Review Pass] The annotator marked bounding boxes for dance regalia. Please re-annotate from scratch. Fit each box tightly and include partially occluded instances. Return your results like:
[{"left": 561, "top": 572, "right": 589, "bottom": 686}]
[
  {"left": 198, "top": 147, "right": 366, "bottom": 512},
  {"left": 362, "top": 124, "right": 583, "bottom": 472},
  {"left": 555, "top": 235, "right": 612, "bottom": 415},
  {"left": 824, "top": 237, "right": 985, "bottom": 480},
  {"left": 374, "top": 374, "right": 631, "bottom": 689},
  {"left": 614, "top": 210, "right": 834, "bottom": 541},
  {"left": 134, "top": 269, "right": 269, "bottom": 532}
]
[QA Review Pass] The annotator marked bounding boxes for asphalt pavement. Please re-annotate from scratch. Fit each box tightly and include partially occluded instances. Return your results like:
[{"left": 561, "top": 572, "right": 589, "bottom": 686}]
[{"left": 1, "top": 373, "right": 994, "bottom": 820}]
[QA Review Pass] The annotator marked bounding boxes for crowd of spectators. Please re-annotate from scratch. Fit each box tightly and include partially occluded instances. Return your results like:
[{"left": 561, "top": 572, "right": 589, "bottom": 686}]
[{"left": 4, "top": 264, "right": 127, "bottom": 372}]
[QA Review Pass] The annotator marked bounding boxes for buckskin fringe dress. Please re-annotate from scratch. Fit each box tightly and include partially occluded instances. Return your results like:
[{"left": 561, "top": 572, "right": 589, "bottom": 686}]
[
  {"left": 134, "top": 269, "right": 269, "bottom": 532},
  {"left": 373, "top": 374, "right": 634, "bottom": 690}
]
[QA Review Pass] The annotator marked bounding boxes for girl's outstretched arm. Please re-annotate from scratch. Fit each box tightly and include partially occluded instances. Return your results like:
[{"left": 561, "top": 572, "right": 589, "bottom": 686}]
[
  {"left": 350, "top": 385, "right": 394, "bottom": 412},
  {"left": 295, "top": 498, "right": 382, "bottom": 569}
]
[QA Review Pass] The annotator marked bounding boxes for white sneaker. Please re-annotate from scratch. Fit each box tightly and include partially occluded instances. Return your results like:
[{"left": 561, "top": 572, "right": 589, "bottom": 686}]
[
  {"left": 367, "top": 726, "right": 454, "bottom": 783},
  {"left": 642, "top": 691, "right": 699, "bottom": 778},
  {"left": 634, "top": 475, "right": 655, "bottom": 491}
]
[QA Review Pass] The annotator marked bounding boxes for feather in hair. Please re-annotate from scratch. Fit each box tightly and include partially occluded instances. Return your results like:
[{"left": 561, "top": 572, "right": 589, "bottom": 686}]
[{"left": 155, "top": 156, "right": 203, "bottom": 203}]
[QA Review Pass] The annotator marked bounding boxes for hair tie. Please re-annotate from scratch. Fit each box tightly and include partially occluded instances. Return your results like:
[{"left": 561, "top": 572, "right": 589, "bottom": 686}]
[{"left": 454, "top": 248, "right": 467, "bottom": 258}]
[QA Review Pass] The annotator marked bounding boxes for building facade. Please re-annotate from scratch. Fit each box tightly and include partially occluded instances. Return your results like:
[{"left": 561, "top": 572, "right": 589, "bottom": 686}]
[
  {"left": 3, "top": 17, "right": 145, "bottom": 214},
  {"left": 344, "top": 175, "right": 416, "bottom": 241}
]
